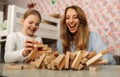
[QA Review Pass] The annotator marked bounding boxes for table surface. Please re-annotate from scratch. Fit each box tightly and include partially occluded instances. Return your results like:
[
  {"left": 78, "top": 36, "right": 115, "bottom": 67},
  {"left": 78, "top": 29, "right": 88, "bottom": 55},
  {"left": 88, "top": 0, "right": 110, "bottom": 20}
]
[{"left": 0, "top": 63, "right": 120, "bottom": 77}]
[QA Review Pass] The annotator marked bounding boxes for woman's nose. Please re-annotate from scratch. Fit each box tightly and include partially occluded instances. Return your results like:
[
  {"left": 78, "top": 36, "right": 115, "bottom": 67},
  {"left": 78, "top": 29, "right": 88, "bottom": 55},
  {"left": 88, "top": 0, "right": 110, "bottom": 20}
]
[{"left": 69, "top": 17, "right": 73, "bottom": 23}]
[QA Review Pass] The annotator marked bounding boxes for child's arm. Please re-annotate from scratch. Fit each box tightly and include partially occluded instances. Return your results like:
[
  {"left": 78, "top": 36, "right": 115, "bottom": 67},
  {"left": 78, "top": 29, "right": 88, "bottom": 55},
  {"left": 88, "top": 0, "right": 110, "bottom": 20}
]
[{"left": 4, "top": 33, "right": 27, "bottom": 63}]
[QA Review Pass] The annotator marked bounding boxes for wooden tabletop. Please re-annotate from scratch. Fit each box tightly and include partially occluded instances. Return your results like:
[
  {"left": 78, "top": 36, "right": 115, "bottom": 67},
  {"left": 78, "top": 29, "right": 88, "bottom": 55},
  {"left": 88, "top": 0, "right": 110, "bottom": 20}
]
[{"left": 0, "top": 63, "right": 120, "bottom": 77}]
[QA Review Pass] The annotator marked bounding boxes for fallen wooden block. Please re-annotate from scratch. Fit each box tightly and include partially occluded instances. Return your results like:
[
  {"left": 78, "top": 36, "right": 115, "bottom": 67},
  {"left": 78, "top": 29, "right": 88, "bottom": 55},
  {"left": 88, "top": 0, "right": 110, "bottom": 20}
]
[
  {"left": 65, "top": 51, "right": 70, "bottom": 69},
  {"left": 78, "top": 64, "right": 84, "bottom": 70},
  {"left": 5, "top": 64, "right": 34, "bottom": 70},
  {"left": 35, "top": 53, "right": 46, "bottom": 68},
  {"left": 86, "top": 53, "right": 103, "bottom": 66},
  {"left": 6, "top": 64, "right": 23, "bottom": 70},
  {"left": 57, "top": 57, "right": 65, "bottom": 70},
  {"left": 71, "top": 51, "right": 84, "bottom": 69},
  {"left": 93, "top": 59, "right": 108, "bottom": 65},
  {"left": 89, "top": 66, "right": 99, "bottom": 72},
  {"left": 86, "top": 50, "right": 108, "bottom": 66},
  {"left": 53, "top": 54, "right": 65, "bottom": 66},
  {"left": 87, "top": 51, "right": 97, "bottom": 59},
  {"left": 81, "top": 58, "right": 88, "bottom": 64}
]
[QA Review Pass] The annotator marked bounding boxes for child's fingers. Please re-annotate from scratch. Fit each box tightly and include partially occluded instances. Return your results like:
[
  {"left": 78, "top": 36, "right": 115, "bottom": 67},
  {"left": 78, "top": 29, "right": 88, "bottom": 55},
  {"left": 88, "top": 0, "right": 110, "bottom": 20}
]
[
  {"left": 25, "top": 48, "right": 33, "bottom": 52},
  {"left": 35, "top": 41, "right": 42, "bottom": 44},
  {"left": 26, "top": 39, "right": 35, "bottom": 44},
  {"left": 25, "top": 42, "right": 34, "bottom": 47}
]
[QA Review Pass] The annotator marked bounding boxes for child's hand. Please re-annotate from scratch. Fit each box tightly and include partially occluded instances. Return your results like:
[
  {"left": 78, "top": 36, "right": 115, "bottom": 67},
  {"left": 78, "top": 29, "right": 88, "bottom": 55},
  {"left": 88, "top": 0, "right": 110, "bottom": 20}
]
[{"left": 22, "top": 39, "right": 35, "bottom": 57}]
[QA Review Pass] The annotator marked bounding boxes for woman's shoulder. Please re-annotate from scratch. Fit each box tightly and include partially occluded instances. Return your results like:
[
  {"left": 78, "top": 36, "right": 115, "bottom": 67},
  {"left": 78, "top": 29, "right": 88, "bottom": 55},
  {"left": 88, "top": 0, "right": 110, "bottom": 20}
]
[{"left": 90, "top": 31, "right": 99, "bottom": 36}]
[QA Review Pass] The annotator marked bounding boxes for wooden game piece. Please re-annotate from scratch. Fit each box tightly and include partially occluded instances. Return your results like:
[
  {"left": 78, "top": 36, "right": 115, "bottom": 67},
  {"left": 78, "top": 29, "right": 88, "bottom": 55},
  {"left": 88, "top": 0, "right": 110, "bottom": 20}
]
[
  {"left": 44, "top": 54, "right": 56, "bottom": 65},
  {"left": 35, "top": 53, "right": 46, "bottom": 68},
  {"left": 86, "top": 50, "right": 108, "bottom": 66},
  {"left": 42, "top": 44, "right": 48, "bottom": 51},
  {"left": 86, "top": 53, "right": 103, "bottom": 66},
  {"left": 87, "top": 51, "right": 97, "bottom": 59},
  {"left": 53, "top": 54, "right": 65, "bottom": 66},
  {"left": 89, "top": 66, "right": 99, "bottom": 72},
  {"left": 65, "top": 51, "right": 70, "bottom": 69},
  {"left": 71, "top": 51, "right": 84, "bottom": 69},
  {"left": 78, "top": 64, "right": 84, "bottom": 70},
  {"left": 81, "top": 58, "right": 88, "bottom": 64},
  {"left": 6, "top": 64, "right": 23, "bottom": 70},
  {"left": 83, "top": 51, "right": 90, "bottom": 58},
  {"left": 29, "top": 44, "right": 39, "bottom": 61},
  {"left": 93, "top": 59, "right": 108, "bottom": 65},
  {"left": 58, "top": 58, "right": 65, "bottom": 70}
]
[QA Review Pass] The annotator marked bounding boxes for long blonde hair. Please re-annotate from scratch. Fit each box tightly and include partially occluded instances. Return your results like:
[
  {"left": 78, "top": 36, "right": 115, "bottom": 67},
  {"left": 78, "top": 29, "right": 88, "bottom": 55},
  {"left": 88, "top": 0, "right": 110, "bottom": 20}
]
[{"left": 60, "top": 5, "right": 90, "bottom": 53}]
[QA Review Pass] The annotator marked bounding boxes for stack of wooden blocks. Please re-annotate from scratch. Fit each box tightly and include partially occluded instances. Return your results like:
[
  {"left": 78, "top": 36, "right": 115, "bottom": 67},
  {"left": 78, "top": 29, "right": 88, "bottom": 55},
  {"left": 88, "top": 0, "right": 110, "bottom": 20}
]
[
  {"left": 6, "top": 43, "right": 109, "bottom": 71},
  {"left": 29, "top": 43, "right": 108, "bottom": 70}
]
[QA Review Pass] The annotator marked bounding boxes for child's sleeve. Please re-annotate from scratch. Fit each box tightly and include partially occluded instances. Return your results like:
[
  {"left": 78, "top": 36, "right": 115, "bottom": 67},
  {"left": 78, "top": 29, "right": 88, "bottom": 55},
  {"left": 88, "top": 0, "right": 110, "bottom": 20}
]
[{"left": 4, "top": 33, "right": 27, "bottom": 63}]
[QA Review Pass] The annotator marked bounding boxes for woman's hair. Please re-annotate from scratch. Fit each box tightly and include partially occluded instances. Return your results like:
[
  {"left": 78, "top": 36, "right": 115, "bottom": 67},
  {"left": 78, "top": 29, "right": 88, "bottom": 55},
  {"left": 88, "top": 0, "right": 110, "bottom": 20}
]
[
  {"left": 22, "top": 9, "right": 41, "bottom": 22},
  {"left": 60, "top": 5, "right": 90, "bottom": 54}
]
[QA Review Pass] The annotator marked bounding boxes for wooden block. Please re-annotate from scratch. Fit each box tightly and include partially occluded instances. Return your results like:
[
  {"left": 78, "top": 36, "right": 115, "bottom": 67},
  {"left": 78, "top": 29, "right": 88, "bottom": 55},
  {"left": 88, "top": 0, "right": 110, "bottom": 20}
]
[
  {"left": 54, "top": 54, "right": 65, "bottom": 66},
  {"left": 58, "top": 57, "right": 65, "bottom": 70},
  {"left": 22, "top": 64, "right": 35, "bottom": 69},
  {"left": 81, "top": 58, "right": 88, "bottom": 64},
  {"left": 83, "top": 51, "right": 90, "bottom": 58},
  {"left": 6, "top": 64, "right": 23, "bottom": 70},
  {"left": 51, "top": 61, "right": 57, "bottom": 70},
  {"left": 71, "top": 51, "right": 83, "bottom": 69},
  {"left": 65, "top": 52, "right": 70, "bottom": 69},
  {"left": 101, "top": 49, "right": 108, "bottom": 55},
  {"left": 30, "top": 61, "right": 36, "bottom": 67},
  {"left": 42, "top": 44, "right": 48, "bottom": 51},
  {"left": 44, "top": 54, "right": 56, "bottom": 65},
  {"left": 89, "top": 66, "right": 99, "bottom": 72},
  {"left": 87, "top": 51, "right": 97, "bottom": 59},
  {"left": 86, "top": 53, "right": 103, "bottom": 66},
  {"left": 47, "top": 47, "right": 52, "bottom": 52},
  {"left": 36, "top": 53, "right": 46, "bottom": 68},
  {"left": 93, "top": 59, "right": 108, "bottom": 65},
  {"left": 47, "top": 63, "right": 52, "bottom": 69},
  {"left": 29, "top": 44, "right": 38, "bottom": 61},
  {"left": 70, "top": 52, "right": 77, "bottom": 60},
  {"left": 78, "top": 64, "right": 84, "bottom": 70}
]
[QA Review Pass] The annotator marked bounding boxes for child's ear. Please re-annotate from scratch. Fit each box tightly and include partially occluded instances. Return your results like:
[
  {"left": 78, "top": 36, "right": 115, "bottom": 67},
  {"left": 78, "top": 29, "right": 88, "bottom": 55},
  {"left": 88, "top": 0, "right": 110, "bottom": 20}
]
[{"left": 20, "top": 18, "right": 24, "bottom": 26}]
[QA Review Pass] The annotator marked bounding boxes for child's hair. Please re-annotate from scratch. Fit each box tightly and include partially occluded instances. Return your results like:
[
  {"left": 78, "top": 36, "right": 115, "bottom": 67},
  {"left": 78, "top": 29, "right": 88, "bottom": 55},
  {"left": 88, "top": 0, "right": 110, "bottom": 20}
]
[{"left": 23, "top": 9, "right": 41, "bottom": 22}]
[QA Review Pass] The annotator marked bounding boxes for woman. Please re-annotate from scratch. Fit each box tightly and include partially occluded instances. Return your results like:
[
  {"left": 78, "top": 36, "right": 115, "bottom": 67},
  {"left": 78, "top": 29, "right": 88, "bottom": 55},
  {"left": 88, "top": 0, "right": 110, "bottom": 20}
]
[{"left": 57, "top": 5, "right": 116, "bottom": 64}]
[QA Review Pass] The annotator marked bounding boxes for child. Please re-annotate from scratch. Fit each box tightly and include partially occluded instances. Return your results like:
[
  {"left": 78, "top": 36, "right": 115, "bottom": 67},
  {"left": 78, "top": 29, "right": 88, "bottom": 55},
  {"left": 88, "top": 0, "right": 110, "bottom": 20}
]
[{"left": 4, "top": 9, "right": 42, "bottom": 63}]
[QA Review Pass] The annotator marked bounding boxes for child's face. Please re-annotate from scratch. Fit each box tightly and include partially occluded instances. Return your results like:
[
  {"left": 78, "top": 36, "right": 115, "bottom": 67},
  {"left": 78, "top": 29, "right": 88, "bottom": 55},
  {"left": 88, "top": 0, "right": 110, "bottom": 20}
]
[{"left": 21, "top": 14, "right": 40, "bottom": 36}]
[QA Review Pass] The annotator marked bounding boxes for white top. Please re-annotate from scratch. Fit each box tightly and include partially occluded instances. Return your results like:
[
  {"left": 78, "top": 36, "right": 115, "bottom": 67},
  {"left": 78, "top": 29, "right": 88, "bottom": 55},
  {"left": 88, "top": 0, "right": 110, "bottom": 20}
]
[{"left": 4, "top": 32, "right": 42, "bottom": 63}]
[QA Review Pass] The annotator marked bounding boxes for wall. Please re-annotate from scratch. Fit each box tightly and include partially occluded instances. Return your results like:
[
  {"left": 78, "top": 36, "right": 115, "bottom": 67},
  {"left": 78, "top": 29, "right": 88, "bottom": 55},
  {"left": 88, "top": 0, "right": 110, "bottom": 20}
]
[
  {"left": 6, "top": 0, "right": 120, "bottom": 55},
  {"left": 7, "top": 0, "right": 30, "bottom": 8},
  {"left": 30, "top": 0, "right": 120, "bottom": 55}
]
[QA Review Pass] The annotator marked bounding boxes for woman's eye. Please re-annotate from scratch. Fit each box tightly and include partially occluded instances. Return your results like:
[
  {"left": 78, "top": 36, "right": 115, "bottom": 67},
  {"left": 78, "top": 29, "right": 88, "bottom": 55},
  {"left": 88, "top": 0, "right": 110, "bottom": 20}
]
[{"left": 74, "top": 16, "right": 78, "bottom": 19}]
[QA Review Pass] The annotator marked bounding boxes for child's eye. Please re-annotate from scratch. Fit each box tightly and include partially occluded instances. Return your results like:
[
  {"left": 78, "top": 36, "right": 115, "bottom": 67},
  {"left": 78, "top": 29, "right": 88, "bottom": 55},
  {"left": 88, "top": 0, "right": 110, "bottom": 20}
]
[
  {"left": 29, "top": 22, "right": 33, "bottom": 24},
  {"left": 35, "top": 23, "right": 39, "bottom": 26}
]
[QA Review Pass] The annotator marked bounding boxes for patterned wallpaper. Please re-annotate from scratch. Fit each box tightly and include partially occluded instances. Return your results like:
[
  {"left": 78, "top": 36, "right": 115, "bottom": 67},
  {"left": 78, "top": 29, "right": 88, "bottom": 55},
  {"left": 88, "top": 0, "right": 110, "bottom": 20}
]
[{"left": 29, "top": 0, "right": 120, "bottom": 55}]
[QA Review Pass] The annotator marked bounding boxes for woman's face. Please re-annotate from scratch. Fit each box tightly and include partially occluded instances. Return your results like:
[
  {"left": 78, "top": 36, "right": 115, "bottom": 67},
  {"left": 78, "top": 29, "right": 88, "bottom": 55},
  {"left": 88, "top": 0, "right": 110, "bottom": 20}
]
[{"left": 65, "top": 8, "right": 80, "bottom": 34}]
